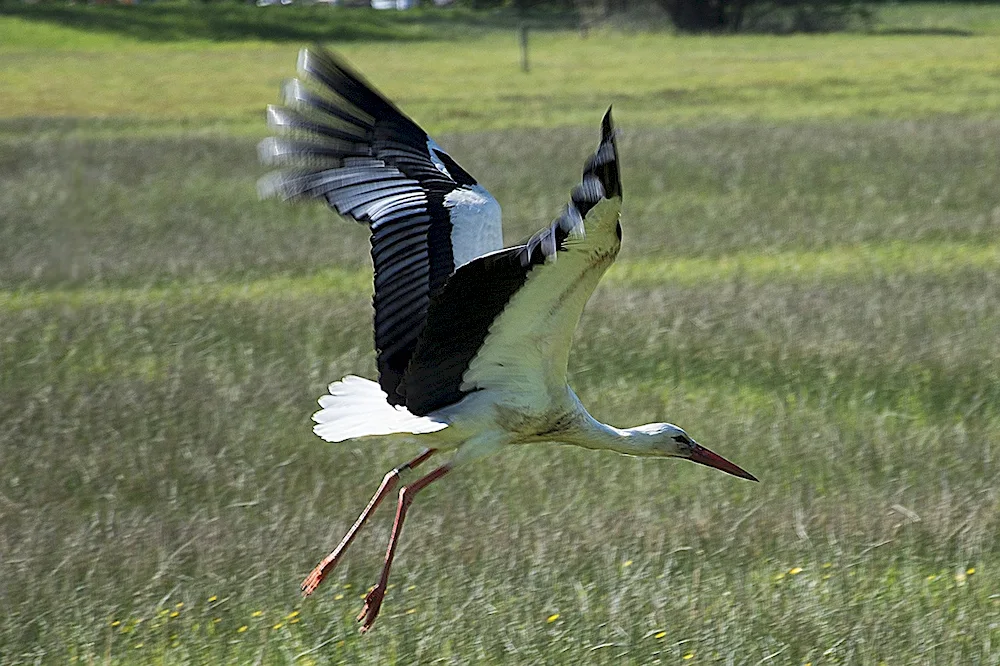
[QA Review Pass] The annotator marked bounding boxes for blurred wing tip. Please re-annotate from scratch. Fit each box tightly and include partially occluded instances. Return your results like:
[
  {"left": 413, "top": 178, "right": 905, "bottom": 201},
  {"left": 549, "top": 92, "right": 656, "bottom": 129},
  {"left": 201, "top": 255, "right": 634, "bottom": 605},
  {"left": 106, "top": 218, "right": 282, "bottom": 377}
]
[
  {"left": 256, "top": 172, "right": 283, "bottom": 200},
  {"left": 297, "top": 45, "right": 334, "bottom": 79},
  {"left": 257, "top": 137, "right": 278, "bottom": 162},
  {"left": 264, "top": 104, "right": 284, "bottom": 130},
  {"left": 297, "top": 46, "right": 317, "bottom": 76},
  {"left": 281, "top": 78, "right": 304, "bottom": 104},
  {"left": 582, "top": 108, "right": 621, "bottom": 201},
  {"left": 257, "top": 170, "right": 312, "bottom": 201},
  {"left": 601, "top": 106, "right": 616, "bottom": 141}
]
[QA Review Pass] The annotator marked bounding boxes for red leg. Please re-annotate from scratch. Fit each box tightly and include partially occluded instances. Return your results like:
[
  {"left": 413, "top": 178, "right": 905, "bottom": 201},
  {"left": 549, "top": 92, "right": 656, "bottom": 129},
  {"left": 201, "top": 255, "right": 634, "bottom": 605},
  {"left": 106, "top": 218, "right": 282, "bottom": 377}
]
[
  {"left": 301, "top": 449, "right": 436, "bottom": 596},
  {"left": 357, "top": 464, "right": 451, "bottom": 633}
]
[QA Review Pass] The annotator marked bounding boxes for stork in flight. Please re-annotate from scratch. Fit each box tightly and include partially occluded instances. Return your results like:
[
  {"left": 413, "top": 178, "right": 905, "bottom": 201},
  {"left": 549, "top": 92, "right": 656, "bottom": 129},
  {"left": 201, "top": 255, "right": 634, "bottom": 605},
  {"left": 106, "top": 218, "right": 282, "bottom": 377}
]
[{"left": 260, "top": 46, "right": 757, "bottom": 632}]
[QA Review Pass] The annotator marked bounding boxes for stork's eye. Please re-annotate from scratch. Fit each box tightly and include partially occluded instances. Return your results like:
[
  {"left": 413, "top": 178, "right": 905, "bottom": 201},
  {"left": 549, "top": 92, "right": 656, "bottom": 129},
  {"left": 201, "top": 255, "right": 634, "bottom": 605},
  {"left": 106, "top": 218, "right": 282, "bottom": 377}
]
[{"left": 672, "top": 434, "right": 691, "bottom": 445}]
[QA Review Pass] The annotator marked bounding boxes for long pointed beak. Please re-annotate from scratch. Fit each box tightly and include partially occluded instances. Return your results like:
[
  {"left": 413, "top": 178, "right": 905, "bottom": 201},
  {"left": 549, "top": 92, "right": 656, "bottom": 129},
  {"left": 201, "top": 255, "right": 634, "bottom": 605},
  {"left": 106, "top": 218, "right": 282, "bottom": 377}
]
[{"left": 688, "top": 444, "right": 758, "bottom": 481}]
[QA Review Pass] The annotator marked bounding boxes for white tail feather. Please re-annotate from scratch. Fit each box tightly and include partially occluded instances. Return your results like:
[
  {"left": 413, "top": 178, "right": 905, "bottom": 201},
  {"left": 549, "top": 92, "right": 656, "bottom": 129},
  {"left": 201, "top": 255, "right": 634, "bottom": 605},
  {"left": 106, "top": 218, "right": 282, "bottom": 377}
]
[{"left": 312, "top": 376, "right": 448, "bottom": 443}]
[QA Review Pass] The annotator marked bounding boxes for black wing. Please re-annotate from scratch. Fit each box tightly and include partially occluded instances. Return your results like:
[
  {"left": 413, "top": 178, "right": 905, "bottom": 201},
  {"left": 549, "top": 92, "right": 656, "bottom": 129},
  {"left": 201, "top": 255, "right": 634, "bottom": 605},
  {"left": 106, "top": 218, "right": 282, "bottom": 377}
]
[{"left": 259, "top": 46, "right": 503, "bottom": 405}]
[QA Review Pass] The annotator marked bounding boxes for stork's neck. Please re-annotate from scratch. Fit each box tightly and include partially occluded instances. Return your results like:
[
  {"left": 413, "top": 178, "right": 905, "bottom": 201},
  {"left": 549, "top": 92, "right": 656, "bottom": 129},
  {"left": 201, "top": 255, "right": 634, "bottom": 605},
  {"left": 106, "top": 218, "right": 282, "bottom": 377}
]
[
  {"left": 570, "top": 413, "right": 664, "bottom": 456},
  {"left": 562, "top": 392, "right": 667, "bottom": 457}
]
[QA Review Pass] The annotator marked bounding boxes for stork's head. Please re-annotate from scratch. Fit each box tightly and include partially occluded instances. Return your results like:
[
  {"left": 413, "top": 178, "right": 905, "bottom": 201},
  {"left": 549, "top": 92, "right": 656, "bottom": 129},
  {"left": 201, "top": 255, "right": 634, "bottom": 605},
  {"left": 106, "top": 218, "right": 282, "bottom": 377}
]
[{"left": 631, "top": 423, "right": 758, "bottom": 481}]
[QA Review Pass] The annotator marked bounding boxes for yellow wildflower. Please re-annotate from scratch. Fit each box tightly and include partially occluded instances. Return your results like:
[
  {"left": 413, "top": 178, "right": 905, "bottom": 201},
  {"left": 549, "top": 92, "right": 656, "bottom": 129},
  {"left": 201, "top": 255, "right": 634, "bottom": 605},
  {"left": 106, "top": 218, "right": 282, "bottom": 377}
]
[
  {"left": 286, "top": 610, "right": 300, "bottom": 619},
  {"left": 251, "top": 610, "right": 263, "bottom": 618},
  {"left": 789, "top": 567, "right": 803, "bottom": 575},
  {"left": 683, "top": 653, "right": 694, "bottom": 660},
  {"left": 110, "top": 620, "right": 121, "bottom": 627},
  {"left": 208, "top": 595, "right": 218, "bottom": 602},
  {"left": 654, "top": 631, "right": 667, "bottom": 639},
  {"left": 546, "top": 614, "right": 560, "bottom": 623},
  {"left": 237, "top": 625, "right": 248, "bottom": 633},
  {"left": 273, "top": 623, "right": 284, "bottom": 630}
]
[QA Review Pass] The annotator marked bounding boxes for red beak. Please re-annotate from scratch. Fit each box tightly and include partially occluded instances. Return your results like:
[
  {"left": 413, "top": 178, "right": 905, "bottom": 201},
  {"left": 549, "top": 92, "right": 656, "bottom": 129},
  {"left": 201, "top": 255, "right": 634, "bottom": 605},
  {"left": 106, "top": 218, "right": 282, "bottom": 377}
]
[{"left": 688, "top": 444, "right": 758, "bottom": 481}]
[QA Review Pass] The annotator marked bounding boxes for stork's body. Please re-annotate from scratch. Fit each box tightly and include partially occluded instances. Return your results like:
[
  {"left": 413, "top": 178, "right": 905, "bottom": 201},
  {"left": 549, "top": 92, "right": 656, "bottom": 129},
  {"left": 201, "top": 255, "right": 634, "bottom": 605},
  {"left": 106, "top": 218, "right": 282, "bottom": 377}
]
[{"left": 260, "top": 47, "right": 756, "bottom": 632}]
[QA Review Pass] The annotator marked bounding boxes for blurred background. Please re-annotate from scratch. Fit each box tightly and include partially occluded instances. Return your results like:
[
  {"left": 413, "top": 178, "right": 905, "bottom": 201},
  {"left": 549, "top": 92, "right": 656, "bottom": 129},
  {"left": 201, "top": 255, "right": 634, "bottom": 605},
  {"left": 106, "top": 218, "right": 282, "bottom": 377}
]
[{"left": 1, "top": 0, "right": 999, "bottom": 663}]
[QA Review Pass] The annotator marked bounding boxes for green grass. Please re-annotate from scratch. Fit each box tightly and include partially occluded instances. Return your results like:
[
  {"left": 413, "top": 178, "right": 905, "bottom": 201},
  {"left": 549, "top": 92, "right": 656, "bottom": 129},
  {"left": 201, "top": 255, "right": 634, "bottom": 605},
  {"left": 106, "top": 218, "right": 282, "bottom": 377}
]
[
  {"left": 5, "top": 5, "right": 1000, "bottom": 134},
  {"left": 4, "top": 240, "right": 997, "bottom": 313},
  {"left": 3, "top": 3, "right": 1000, "bottom": 664}
]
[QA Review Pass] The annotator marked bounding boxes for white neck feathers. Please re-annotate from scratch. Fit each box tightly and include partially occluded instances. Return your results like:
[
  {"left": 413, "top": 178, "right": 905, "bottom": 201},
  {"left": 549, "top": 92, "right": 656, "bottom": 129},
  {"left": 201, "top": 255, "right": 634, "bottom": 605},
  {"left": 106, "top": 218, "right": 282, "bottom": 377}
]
[{"left": 563, "top": 399, "right": 672, "bottom": 458}]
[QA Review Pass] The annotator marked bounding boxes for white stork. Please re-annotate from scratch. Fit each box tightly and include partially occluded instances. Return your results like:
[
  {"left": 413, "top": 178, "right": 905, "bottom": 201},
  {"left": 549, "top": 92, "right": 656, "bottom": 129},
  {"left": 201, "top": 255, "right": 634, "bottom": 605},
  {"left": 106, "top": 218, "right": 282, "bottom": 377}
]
[{"left": 260, "top": 46, "right": 757, "bottom": 632}]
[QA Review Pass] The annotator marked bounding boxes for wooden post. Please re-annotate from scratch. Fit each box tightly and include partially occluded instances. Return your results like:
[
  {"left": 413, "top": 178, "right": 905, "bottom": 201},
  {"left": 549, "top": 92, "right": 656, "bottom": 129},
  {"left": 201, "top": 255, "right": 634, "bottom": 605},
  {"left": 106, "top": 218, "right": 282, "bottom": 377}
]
[{"left": 519, "top": 24, "right": 529, "bottom": 73}]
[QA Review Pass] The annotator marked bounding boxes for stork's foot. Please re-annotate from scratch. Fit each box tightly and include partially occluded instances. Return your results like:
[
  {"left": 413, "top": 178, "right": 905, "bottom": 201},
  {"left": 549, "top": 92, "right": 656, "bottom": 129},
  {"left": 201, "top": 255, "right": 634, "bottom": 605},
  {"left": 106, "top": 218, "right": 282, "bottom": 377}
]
[
  {"left": 356, "top": 585, "right": 387, "bottom": 633},
  {"left": 301, "top": 561, "right": 331, "bottom": 597}
]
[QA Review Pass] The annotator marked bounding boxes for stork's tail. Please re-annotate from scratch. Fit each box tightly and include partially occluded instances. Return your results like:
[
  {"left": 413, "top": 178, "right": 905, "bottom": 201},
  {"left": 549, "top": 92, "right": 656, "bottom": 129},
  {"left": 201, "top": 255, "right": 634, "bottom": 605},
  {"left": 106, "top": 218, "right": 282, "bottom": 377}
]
[{"left": 312, "top": 376, "right": 449, "bottom": 443}]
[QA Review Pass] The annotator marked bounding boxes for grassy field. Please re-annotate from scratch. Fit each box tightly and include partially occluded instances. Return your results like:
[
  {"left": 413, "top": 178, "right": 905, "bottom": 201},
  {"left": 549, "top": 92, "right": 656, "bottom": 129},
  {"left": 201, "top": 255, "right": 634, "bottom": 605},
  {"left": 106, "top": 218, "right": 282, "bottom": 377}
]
[
  {"left": 3, "top": 3, "right": 1000, "bottom": 664},
  {"left": 5, "top": 3, "right": 1000, "bottom": 135}
]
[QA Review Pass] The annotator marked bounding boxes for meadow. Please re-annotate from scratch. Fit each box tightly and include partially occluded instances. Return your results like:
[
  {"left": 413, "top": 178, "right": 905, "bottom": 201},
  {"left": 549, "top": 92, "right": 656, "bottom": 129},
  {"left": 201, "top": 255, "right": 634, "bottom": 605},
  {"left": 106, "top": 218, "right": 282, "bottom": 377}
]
[{"left": 2, "top": 3, "right": 1000, "bottom": 664}]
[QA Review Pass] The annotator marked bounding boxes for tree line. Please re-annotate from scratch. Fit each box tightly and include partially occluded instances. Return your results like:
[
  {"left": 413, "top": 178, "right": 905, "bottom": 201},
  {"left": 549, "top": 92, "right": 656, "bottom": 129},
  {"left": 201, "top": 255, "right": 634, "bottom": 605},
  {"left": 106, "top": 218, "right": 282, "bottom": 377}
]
[{"left": 479, "top": 0, "right": 877, "bottom": 33}]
